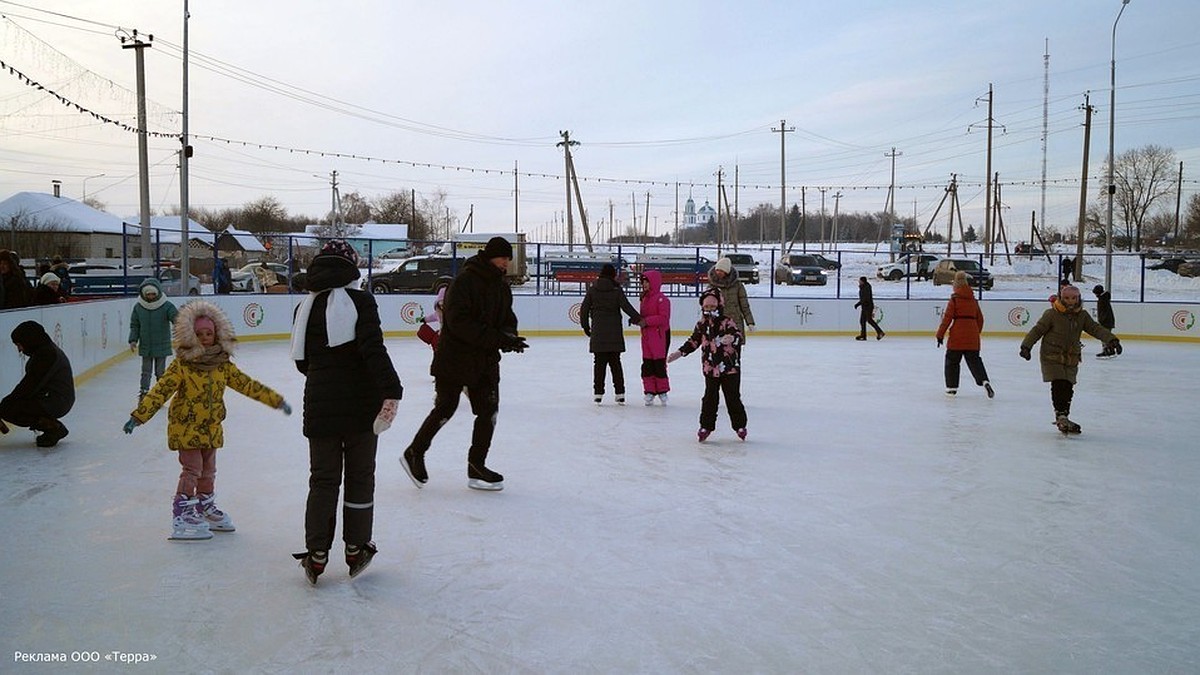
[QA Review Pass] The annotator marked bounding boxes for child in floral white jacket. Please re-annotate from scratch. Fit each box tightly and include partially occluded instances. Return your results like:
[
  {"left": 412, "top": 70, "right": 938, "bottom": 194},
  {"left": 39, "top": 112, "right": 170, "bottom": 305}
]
[{"left": 667, "top": 288, "right": 747, "bottom": 442}]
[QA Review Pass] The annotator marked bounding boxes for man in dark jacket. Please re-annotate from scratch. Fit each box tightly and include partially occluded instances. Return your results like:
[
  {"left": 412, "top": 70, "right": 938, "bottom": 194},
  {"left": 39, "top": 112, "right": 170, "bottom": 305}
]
[
  {"left": 402, "top": 236, "right": 527, "bottom": 492},
  {"left": 290, "top": 240, "right": 402, "bottom": 584},
  {"left": 0, "top": 249, "right": 31, "bottom": 309},
  {"left": 580, "top": 263, "right": 641, "bottom": 404},
  {"left": 1, "top": 320, "right": 75, "bottom": 446},
  {"left": 853, "top": 276, "right": 885, "bottom": 340},
  {"left": 1093, "top": 284, "right": 1117, "bottom": 357}
]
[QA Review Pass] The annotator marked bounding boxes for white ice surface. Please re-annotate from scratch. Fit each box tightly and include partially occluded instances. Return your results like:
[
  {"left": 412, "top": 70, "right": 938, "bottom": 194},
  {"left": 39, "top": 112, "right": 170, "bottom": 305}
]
[{"left": 2, "top": 334, "right": 1198, "bottom": 673}]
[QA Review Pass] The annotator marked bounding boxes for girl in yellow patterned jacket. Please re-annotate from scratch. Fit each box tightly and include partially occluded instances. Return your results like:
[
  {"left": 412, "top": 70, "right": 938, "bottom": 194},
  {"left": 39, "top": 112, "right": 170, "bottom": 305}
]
[{"left": 123, "top": 300, "right": 291, "bottom": 540}]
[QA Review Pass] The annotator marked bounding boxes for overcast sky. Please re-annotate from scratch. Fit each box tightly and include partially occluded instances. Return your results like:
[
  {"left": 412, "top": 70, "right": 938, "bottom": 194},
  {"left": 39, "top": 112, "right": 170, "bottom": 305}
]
[{"left": 2, "top": 0, "right": 1198, "bottom": 242}]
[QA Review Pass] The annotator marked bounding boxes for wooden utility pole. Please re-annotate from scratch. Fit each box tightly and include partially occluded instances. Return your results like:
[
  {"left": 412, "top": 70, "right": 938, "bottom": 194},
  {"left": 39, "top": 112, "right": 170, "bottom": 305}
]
[
  {"left": 772, "top": 119, "right": 794, "bottom": 254},
  {"left": 983, "top": 85, "right": 995, "bottom": 257},
  {"left": 831, "top": 192, "right": 843, "bottom": 249},
  {"left": 557, "top": 131, "right": 579, "bottom": 250},
  {"left": 818, "top": 187, "right": 828, "bottom": 253},
  {"left": 884, "top": 147, "right": 902, "bottom": 259},
  {"left": 513, "top": 161, "right": 519, "bottom": 233},
  {"left": 1174, "top": 161, "right": 1184, "bottom": 243},
  {"left": 1076, "top": 95, "right": 1093, "bottom": 278},
  {"left": 120, "top": 29, "right": 153, "bottom": 262}
]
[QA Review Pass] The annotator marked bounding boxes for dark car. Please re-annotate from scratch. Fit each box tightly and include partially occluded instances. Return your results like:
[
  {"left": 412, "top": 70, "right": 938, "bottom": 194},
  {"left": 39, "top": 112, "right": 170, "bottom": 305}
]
[
  {"left": 932, "top": 259, "right": 994, "bottom": 290},
  {"left": 774, "top": 254, "right": 828, "bottom": 286},
  {"left": 1015, "top": 243, "right": 1047, "bottom": 256},
  {"left": 365, "top": 255, "right": 458, "bottom": 293},
  {"left": 810, "top": 253, "right": 841, "bottom": 270},
  {"left": 1148, "top": 257, "right": 1193, "bottom": 274},
  {"left": 723, "top": 253, "right": 760, "bottom": 284}
]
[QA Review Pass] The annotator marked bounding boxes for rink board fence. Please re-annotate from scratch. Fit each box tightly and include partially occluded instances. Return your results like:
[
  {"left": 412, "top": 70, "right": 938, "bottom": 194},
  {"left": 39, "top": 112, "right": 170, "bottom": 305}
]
[{"left": 1, "top": 295, "right": 1197, "bottom": 386}]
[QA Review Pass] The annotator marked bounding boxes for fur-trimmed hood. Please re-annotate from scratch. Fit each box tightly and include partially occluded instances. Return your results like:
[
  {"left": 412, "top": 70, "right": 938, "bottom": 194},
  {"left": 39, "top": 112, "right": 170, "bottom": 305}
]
[{"left": 174, "top": 300, "right": 237, "bottom": 361}]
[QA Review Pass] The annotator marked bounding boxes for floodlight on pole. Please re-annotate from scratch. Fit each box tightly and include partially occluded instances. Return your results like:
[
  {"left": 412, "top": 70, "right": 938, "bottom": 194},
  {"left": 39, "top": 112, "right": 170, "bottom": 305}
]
[
  {"left": 82, "top": 173, "right": 105, "bottom": 200},
  {"left": 1105, "top": 0, "right": 1131, "bottom": 293}
]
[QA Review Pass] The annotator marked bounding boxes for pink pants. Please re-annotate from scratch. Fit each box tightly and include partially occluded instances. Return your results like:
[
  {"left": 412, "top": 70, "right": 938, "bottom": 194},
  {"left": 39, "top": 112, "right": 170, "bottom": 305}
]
[{"left": 176, "top": 448, "right": 217, "bottom": 496}]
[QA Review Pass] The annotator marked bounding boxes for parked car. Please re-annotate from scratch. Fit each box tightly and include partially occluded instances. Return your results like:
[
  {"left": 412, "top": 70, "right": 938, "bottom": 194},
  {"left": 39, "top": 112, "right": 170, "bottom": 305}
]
[
  {"left": 932, "top": 258, "right": 994, "bottom": 290},
  {"left": 365, "top": 255, "right": 458, "bottom": 293},
  {"left": 231, "top": 262, "right": 293, "bottom": 292},
  {"left": 1148, "top": 256, "right": 1193, "bottom": 274},
  {"left": 723, "top": 253, "right": 760, "bottom": 284},
  {"left": 1015, "top": 243, "right": 1047, "bottom": 256},
  {"left": 377, "top": 246, "right": 413, "bottom": 260},
  {"left": 774, "top": 254, "right": 828, "bottom": 286},
  {"left": 877, "top": 253, "right": 938, "bottom": 281},
  {"left": 810, "top": 253, "right": 842, "bottom": 270},
  {"left": 1177, "top": 260, "right": 1200, "bottom": 277}
]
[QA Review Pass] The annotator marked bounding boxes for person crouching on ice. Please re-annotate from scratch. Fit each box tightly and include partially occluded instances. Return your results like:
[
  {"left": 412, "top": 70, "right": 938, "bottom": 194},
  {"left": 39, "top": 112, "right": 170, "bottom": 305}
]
[
  {"left": 667, "top": 288, "right": 747, "bottom": 443},
  {"left": 1019, "top": 284, "right": 1121, "bottom": 434},
  {"left": 123, "top": 301, "right": 292, "bottom": 541}
]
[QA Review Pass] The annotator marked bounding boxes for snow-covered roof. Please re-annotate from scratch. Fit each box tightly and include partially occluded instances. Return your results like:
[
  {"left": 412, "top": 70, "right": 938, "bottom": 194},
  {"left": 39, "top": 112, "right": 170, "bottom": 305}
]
[
  {"left": 302, "top": 222, "right": 408, "bottom": 240},
  {"left": 0, "top": 191, "right": 130, "bottom": 234},
  {"left": 220, "top": 226, "right": 267, "bottom": 252}
]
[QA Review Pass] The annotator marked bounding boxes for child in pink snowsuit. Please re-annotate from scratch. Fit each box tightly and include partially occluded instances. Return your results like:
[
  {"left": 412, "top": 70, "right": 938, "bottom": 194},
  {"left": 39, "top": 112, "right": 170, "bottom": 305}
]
[
  {"left": 638, "top": 269, "right": 672, "bottom": 405},
  {"left": 417, "top": 285, "right": 446, "bottom": 352}
]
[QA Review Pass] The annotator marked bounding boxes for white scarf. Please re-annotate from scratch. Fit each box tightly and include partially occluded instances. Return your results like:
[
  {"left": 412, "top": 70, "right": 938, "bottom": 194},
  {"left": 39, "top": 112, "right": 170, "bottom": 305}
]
[{"left": 290, "top": 284, "right": 359, "bottom": 360}]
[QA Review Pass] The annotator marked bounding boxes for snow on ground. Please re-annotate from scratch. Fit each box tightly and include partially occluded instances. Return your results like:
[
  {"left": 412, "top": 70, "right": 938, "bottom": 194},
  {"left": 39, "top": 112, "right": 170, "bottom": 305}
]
[{"left": 2, "top": 334, "right": 1198, "bottom": 672}]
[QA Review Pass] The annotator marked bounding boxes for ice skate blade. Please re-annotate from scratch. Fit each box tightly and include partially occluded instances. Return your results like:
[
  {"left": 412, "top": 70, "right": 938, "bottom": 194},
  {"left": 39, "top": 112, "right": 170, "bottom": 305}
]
[{"left": 468, "top": 478, "right": 504, "bottom": 491}]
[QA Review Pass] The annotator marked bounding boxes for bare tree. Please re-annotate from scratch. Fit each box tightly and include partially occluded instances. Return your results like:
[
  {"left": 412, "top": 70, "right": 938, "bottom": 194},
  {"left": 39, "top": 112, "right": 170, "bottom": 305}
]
[
  {"left": 1102, "top": 144, "right": 1177, "bottom": 251},
  {"left": 1183, "top": 193, "right": 1200, "bottom": 244},
  {"left": 340, "top": 191, "right": 372, "bottom": 224}
]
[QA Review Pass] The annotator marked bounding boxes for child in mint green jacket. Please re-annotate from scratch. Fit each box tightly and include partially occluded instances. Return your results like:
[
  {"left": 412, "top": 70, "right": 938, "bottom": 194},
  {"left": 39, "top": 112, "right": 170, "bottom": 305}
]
[{"left": 129, "top": 278, "right": 177, "bottom": 401}]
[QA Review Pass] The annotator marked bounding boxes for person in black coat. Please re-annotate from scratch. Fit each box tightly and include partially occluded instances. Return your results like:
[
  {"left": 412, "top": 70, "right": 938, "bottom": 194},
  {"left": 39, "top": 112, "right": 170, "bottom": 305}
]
[
  {"left": 402, "top": 236, "right": 527, "bottom": 492},
  {"left": 0, "top": 249, "right": 31, "bottom": 309},
  {"left": 1093, "top": 284, "right": 1117, "bottom": 357},
  {"left": 290, "top": 239, "right": 402, "bottom": 583},
  {"left": 580, "top": 263, "right": 641, "bottom": 404},
  {"left": 853, "top": 276, "right": 885, "bottom": 340},
  {"left": 1, "top": 320, "right": 75, "bottom": 446}
]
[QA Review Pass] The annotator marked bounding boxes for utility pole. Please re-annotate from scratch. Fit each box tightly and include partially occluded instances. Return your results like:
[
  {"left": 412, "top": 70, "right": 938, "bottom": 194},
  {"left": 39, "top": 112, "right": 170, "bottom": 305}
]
[
  {"left": 1174, "top": 161, "right": 1184, "bottom": 243},
  {"left": 981, "top": 84, "right": 995, "bottom": 257},
  {"left": 715, "top": 167, "right": 724, "bottom": 249},
  {"left": 513, "top": 161, "right": 519, "bottom": 233},
  {"left": 1076, "top": 95, "right": 1093, "bottom": 279},
  {"left": 643, "top": 191, "right": 650, "bottom": 241},
  {"left": 673, "top": 182, "right": 679, "bottom": 243},
  {"left": 884, "top": 147, "right": 902, "bottom": 261},
  {"left": 179, "top": 0, "right": 191, "bottom": 283},
  {"left": 557, "top": 131, "right": 579, "bottom": 251},
  {"left": 818, "top": 187, "right": 827, "bottom": 253},
  {"left": 733, "top": 164, "right": 739, "bottom": 243},
  {"left": 1040, "top": 39, "right": 1050, "bottom": 250},
  {"left": 329, "top": 170, "right": 343, "bottom": 235},
  {"left": 831, "top": 192, "right": 843, "bottom": 249},
  {"left": 771, "top": 119, "right": 794, "bottom": 254},
  {"left": 119, "top": 29, "right": 153, "bottom": 264}
]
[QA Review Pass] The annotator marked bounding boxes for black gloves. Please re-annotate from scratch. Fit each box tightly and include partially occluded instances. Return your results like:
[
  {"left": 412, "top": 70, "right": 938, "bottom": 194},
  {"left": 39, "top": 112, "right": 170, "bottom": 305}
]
[
  {"left": 936, "top": 337, "right": 943, "bottom": 347},
  {"left": 499, "top": 333, "right": 528, "bottom": 353},
  {"left": 1108, "top": 338, "right": 1122, "bottom": 355},
  {"left": 1019, "top": 346, "right": 1032, "bottom": 361}
]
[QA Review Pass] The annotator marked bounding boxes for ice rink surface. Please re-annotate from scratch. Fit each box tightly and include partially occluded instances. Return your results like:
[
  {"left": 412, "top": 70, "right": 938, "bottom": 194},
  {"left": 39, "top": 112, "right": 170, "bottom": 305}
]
[{"left": 2, "top": 333, "right": 1198, "bottom": 673}]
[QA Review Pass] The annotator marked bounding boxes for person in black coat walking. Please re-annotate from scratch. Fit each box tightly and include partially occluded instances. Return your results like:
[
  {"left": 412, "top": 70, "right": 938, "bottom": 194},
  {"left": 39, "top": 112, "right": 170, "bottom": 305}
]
[
  {"left": 854, "top": 276, "right": 885, "bottom": 340},
  {"left": 402, "top": 236, "right": 527, "bottom": 492},
  {"left": 580, "top": 263, "right": 641, "bottom": 404},
  {"left": 1, "top": 320, "right": 75, "bottom": 446},
  {"left": 1093, "top": 284, "right": 1117, "bottom": 357},
  {"left": 290, "top": 240, "right": 402, "bottom": 583}
]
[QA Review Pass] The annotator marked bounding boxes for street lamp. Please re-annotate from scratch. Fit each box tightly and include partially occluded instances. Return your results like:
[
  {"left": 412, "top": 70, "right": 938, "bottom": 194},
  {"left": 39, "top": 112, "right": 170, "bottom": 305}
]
[
  {"left": 82, "top": 173, "right": 105, "bottom": 201},
  {"left": 1105, "top": 0, "right": 1131, "bottom": 293}
]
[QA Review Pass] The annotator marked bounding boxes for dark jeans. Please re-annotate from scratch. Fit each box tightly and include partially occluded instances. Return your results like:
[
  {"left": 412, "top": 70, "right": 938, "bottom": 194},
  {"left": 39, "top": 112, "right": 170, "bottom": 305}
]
[
  {"left": 409, "top": 373, "right": 500, "bottom": 470},
  {"left": 0, "top": 397, "right": 55, "bottom": 429},
  {"left": 859, "top": 307, "right": 883, "bottom": 338},
  {"left": 592, "top": 352, "right": 625, "bottom": 395},
  {"left": 699, "top": 373, "right": 747, "bottom": 431},
  {"left": 944, "top": 350, "right": 989, "bottom": 388},
  {"left": 305, "top": 430, "right": 377, "bottom": 551},
  {"left": 1051, "top": 379, "right": 1075, "bottom": 415},
  {"left": 140, "top": 356, "right": 167, "bottom": 394}
]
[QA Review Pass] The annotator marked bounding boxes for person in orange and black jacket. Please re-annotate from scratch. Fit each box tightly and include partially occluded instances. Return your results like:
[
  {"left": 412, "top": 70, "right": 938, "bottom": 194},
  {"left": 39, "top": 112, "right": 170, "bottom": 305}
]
[{"left": 935, "top": 271, "right": 993, "bottom": 398}]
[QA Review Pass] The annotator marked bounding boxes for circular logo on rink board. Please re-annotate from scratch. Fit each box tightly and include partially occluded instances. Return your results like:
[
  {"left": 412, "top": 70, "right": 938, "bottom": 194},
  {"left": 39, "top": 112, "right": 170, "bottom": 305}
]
[
  {"left": 53, "top": 323, "right": 64, "bottom": 348},
  {"left": 243, "top": 303, "right": 264, "bottom": 328},
  {"left": 1172, "top": 310, "right": 1196, "bottom": 331},
  {"left": 400, "top": 302, "right": 424, "bottom": 325},
  {"left": 1008, "top": 307, "right": 1031, "bottom": 327},
  {"left": 568, "top": 303, "right": 582, "bottom": 325},
  {"left": 873, "top": 307, "right": 883, "bottom": 323},
  {"left": 101, "top": 313, "right": 109, "bottom": 349}
]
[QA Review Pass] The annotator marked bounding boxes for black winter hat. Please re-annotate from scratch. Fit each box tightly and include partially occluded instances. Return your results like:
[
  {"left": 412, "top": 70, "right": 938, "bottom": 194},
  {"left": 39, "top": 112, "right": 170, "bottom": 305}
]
[
  {"left": 1093, "top": 284, "right": 1105, "bottom": 295},
  {"left": 11, "top": 320, "right": 50, "bottom": 350},
  {"left": 482, "top": 236, "right": 513, "bottom": 259},
  {"left": 600, "top": 263, "right": 617, "bottom": 279}
]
